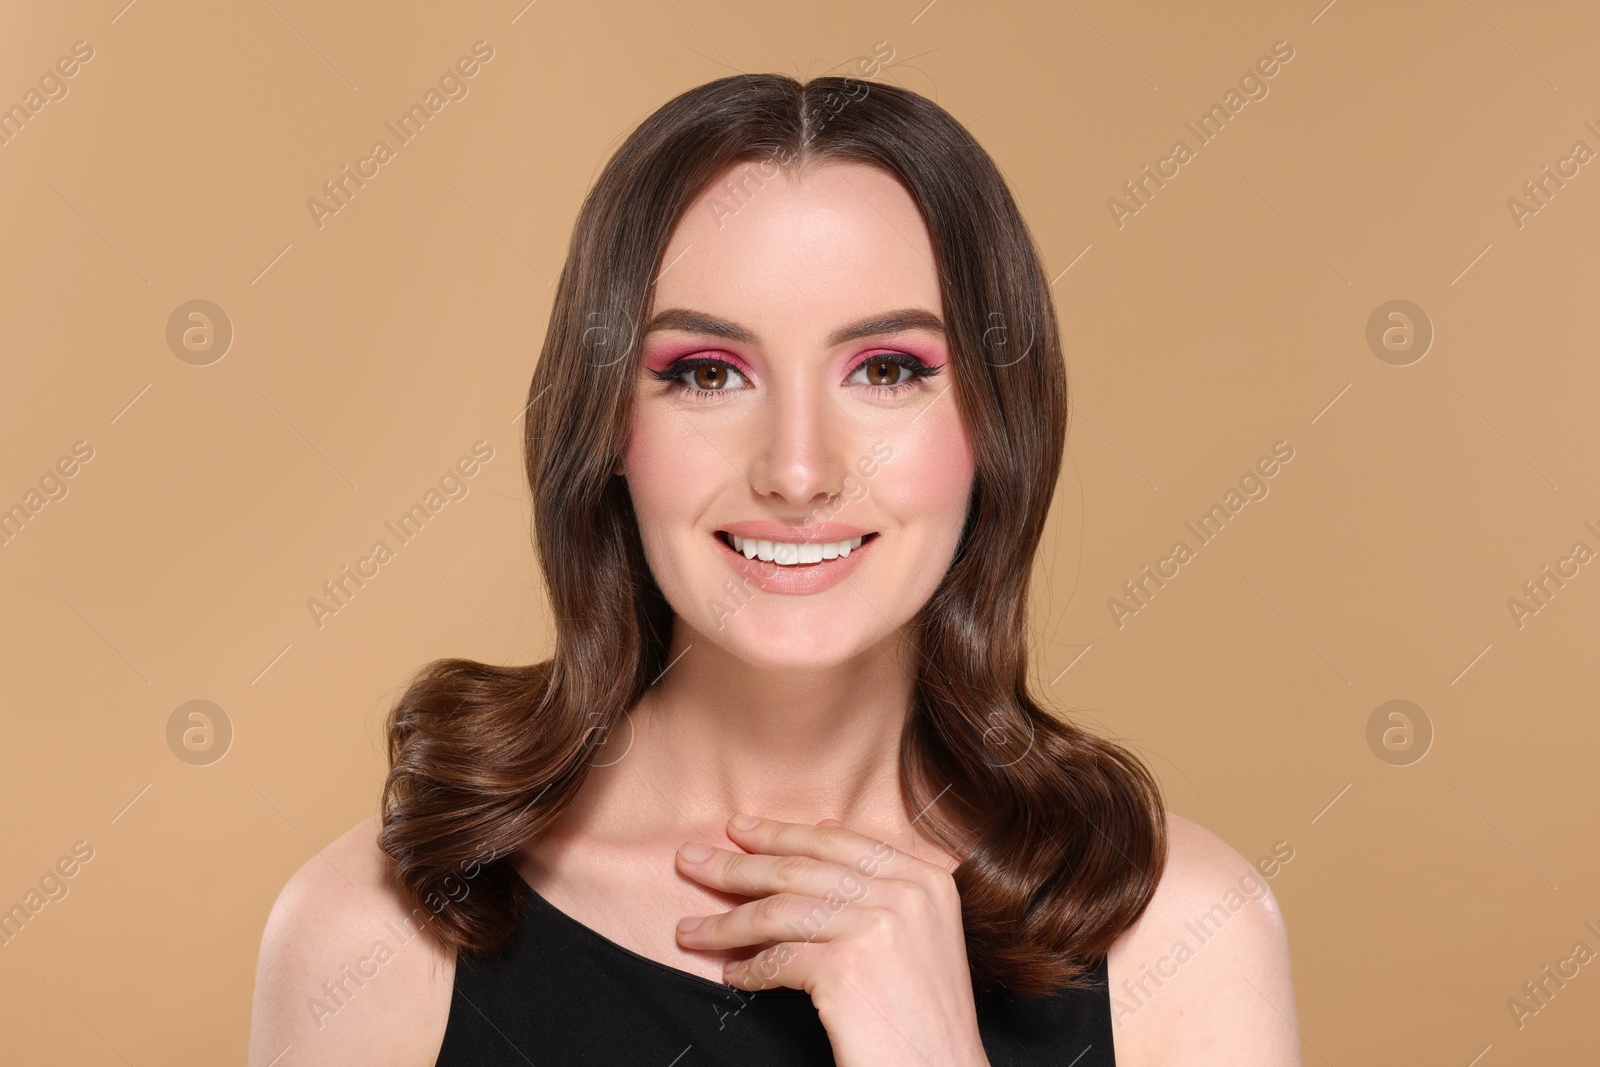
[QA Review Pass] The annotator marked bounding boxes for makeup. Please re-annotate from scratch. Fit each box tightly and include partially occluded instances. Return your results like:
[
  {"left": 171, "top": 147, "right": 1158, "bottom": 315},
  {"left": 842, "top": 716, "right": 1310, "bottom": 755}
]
[{"left": 712, "top": 521, "right": 878, "bottom": 596}]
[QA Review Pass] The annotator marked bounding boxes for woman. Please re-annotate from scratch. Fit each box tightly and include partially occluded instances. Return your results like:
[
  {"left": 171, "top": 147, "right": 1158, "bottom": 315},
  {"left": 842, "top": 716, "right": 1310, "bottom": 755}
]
[{"left": 250, "top": 72, "right": 1298, "bottom": 1066}]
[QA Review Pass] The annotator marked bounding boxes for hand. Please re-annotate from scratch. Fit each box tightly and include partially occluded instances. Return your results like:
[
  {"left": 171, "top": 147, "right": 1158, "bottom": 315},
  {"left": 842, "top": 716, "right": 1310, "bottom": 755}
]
[{"left": 674, "top": 814, "right": 991, "bottom": 1067}]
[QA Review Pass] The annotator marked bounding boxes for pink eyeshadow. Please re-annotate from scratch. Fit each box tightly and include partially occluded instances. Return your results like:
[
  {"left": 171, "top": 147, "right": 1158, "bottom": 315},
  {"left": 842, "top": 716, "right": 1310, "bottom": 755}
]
[
  {"left": 640, "top": 339, "right": 948, "bottom": 377},
  {"left": 640, "top": 344, "right": 754, "bottom": 376},
  {"left": 846, "top": 344, "right": 949, "bottom": 372}
]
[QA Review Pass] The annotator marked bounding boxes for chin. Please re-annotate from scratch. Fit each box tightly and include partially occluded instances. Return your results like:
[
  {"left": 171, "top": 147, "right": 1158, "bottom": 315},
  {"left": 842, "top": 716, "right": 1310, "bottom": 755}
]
[{"left": 699, "top": 607, "right": 889, "bottom": 673}]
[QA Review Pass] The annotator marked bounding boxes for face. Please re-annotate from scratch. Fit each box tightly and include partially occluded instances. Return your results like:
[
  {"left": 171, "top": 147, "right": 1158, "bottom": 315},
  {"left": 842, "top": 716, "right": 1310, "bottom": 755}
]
[{"left": 620, "top": 160, "right": 976, "bottom": 672}]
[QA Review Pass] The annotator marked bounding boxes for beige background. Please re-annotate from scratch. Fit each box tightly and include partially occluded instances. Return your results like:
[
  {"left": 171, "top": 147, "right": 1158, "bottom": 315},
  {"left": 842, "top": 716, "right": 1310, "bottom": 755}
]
[{"left": 2, "top": 0, "right": 1596, "bottom": 1062}]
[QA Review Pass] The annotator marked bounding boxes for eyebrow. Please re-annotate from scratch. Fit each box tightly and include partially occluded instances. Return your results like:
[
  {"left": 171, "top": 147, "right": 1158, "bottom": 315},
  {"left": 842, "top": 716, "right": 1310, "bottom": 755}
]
[{"left": 643, "top": 307, "right": 946, "bottom": 347}]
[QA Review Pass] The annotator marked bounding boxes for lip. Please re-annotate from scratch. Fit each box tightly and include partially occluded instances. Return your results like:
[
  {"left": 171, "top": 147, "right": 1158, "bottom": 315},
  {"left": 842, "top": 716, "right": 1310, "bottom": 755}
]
[
  {"left": 712, "top": 528, "right": 877, "bottom": 596},
  {"left": 717, "top": 520, "right": 874, "bottom": 543}
]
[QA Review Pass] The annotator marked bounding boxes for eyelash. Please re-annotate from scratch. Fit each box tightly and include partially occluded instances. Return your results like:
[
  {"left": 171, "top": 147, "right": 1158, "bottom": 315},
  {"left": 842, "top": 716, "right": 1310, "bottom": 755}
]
[{"left": 649, "top": 352, "right": 942, "bottom": 400}]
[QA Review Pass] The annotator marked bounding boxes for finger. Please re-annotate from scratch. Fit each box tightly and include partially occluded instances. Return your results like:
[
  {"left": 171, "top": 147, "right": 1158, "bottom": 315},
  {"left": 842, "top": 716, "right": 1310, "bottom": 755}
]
[
  {"left": 676, "top": 842, "right": 868, "bottom": 904},
  {"left": 683, "top": 891, "right": 878, "bottom": 953},
  {"left": 725, "top": 815, "right": 902, "bottom": 879},
  {"left": 723, "top": 938, "right": 816, "bottom": 992}
]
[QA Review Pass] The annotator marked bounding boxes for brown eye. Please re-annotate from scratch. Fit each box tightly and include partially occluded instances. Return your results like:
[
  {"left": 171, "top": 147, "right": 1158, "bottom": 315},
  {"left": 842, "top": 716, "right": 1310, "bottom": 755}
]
[
  {"left": 847, "top": 352, "right": 935, "bottom": 390},
  {"left": 692, "top": 363, "right": 729, "bottom": 389},
  {"left": 649, "top": 357, "right": 748, "bottom": 394},
  {"left": 863, "top": 359, "right": 902, "bottom": 386}
]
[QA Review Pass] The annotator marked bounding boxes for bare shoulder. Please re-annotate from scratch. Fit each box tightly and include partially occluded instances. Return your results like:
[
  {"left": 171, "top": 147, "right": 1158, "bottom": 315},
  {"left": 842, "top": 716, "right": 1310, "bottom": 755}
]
[
  {"left": 1105, "top": 812, "right": 1300, "bottom": 1067},
  {"left": 247, "top": 814, "right": 456, "bottom": 1067}
]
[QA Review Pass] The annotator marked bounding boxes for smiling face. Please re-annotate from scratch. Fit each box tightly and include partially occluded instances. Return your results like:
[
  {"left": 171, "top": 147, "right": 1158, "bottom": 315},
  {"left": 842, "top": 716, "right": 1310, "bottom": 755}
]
[{"left": 620, "top": 159, "right": 976, "bottom": 672}]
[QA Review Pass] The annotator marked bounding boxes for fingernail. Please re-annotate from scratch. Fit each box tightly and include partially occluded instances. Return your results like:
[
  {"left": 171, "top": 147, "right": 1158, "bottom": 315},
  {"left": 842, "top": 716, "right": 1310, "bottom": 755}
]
[
  {"left": 729, "top": 813, "right": 759, "bottom": 830},
  {"left": 677, "top": 915, "right": 704, "bottom": 933},
  {"left": 680, "top": 841, "right": 714, "bottom": 862}
]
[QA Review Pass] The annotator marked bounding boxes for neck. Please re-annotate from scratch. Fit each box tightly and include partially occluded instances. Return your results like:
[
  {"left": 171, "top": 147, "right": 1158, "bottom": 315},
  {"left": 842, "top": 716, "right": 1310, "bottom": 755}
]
[{"left": 566, "top": 621, "right": 935, "bottom": 856}]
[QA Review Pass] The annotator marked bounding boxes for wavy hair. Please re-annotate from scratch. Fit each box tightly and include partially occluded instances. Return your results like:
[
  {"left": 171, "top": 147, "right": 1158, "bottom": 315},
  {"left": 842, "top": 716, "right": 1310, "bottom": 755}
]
[{"left": 380, "top": 72, "right": 1167, "bottom": 995}]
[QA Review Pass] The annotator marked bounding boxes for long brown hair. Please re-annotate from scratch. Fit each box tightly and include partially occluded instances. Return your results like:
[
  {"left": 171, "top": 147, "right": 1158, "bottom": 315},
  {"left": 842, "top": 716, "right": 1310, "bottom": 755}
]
[{"left": 380, "top": 72, "right": 1166, "bottom": 995}]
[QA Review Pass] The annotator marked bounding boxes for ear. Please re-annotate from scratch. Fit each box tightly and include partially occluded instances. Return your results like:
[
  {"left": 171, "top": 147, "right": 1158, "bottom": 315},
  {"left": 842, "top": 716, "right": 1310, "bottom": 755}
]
[{"left": 612, "top": 456, "right": 625, "bottom": 476}]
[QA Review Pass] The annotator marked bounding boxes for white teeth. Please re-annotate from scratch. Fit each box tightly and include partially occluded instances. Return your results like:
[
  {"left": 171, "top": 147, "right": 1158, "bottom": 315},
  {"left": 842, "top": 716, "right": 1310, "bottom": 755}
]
[{"left": 728, "top": 533, "right": 869, "bottom": 566}]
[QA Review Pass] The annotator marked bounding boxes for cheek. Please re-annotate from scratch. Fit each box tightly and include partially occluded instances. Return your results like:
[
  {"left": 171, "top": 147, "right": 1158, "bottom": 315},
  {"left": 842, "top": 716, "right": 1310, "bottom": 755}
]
[
  {"left": 620, "top": 404, "right": 729, "bottom": 598},
  {"left": 885, "top": 408, "right": 974, "bottom": 541},
  {"left": 624, "top": 401, "right": 717, "bottom": 501}
]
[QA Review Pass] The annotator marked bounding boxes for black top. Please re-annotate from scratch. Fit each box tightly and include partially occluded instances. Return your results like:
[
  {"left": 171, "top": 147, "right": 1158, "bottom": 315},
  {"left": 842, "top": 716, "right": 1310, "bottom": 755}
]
[{"left": 434, "top": 876, "right": 1116, "bottom": 1066}]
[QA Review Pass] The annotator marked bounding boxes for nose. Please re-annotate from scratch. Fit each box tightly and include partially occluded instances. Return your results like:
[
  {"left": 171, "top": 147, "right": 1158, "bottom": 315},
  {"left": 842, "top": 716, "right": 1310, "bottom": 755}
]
[{"left": 747, "top": 375, "right": 848, "bottom": 510}]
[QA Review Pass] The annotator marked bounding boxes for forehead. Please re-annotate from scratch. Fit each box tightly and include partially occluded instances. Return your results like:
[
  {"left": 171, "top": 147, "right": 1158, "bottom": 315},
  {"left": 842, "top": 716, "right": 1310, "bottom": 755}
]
[{"left": 648, "top": 160, "right": 941, "bottom": 340}]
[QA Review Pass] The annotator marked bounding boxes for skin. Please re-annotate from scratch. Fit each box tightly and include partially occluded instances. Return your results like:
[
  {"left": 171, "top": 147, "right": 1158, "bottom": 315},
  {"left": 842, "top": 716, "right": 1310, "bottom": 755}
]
[{"left": 248, "top": 160, "right": 1302, "bottom": 1066}]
